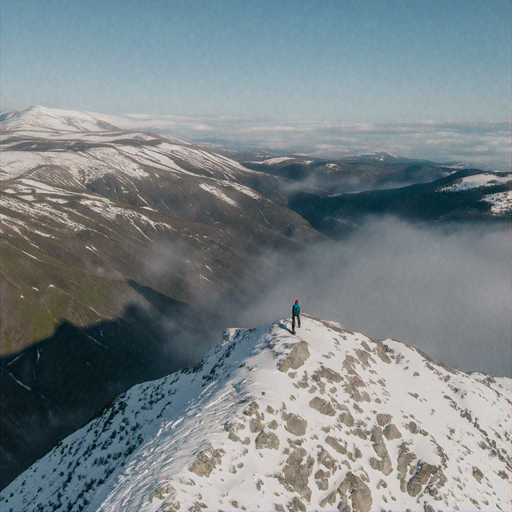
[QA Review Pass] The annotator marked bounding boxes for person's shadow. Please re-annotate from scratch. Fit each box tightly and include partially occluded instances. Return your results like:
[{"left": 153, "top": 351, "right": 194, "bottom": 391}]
[{"left": 278, "top": 321, "right": 294, "bottom": 334}]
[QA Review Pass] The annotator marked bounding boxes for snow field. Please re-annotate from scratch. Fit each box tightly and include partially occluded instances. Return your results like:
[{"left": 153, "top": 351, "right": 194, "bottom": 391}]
[{"left": 2, "top": 317, "right": 510, "bottom": 512}]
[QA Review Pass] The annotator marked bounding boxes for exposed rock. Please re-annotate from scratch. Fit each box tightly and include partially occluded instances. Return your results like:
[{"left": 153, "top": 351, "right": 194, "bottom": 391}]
[
  {"left": 161, "top": 499, "right": 181, "bottom": 512},
  {"left": 189, "top": 446, "right": 225, "bottom": 477},
  {"left": 336, "top": 496, "right": 351, "bottom": 512},
  {"left": 268, "top": 419, "right": 279, "bottom": 430},
  {"left": 312, "top": 366, "right": 343, "bottom": 384},
  {"left": 315, "top": 477, "right": 329, "bottom": 490},
  {"left": 279, "top": 447, "right": 314, "bottom": 501},
  {"left": 316, "top": 446, "right": 337, "bottom": 472},
  {"left": 373, "top": 340, "right": 392, "bottom": 363},
  {"left": 150, "top": 483, "right": 175, "bottom": 501},
  {"left": 319, "top": 491, "right": 337, "bottom": 508},
  {"left": 396, "top": 443, "right": 416, "bottom": 492},
  {"left": 347, "top": 375, "right": 366, "bottom": 388},
  {"left": 376, "top": 479, "right": 387, "bottom": 489},
  {"left": 285, "top": 414, "right": 308, "bottom": 437},
  {"left": 326, "top": 435, "right": 347, "bottom": 454},
  {"left": 406, "top": 421, "right": 418, "bottom": 434},
  {"left": 407, "top": 462, "right": 437, "bottom": 497},
  {"left": 255, "top": 431, "right": 280, "bottom": 450},
  {"left": 228, "top": 430, "right": 240, "bottom": 442},
  {"left": 286, "top": 496, "right": 306, "bottom": 512},
  {"left": 314, "top": 468, "right": 330, "bottom": 490},
  {"left": 250, "top": 418, "right": 264, "bottom": 433},
  {"left": 383, "top": 423, "right": 402, "bottom": 440},
  {"left": 309, "top": 397, "right": 336, "bottom": 416},
  {"left": 189, "top": 501, "right": 208, "bottom": 511},
  {"left": 369, "top": 456, "right": 393, "bottom": 476},
  {"left": 370, "top": 426, "right": 393, "bottom": 475},
  {"left": 343, "top": 355, "right": 360, "bottom": 375},
  {"left": 352, "top": 427, "right": 368, "bottom": 440},
  {"left": 243, "top": 401, "right": 260, "bottom": 417},
  {"left": 279, "top": 341, "right": 310, "bottom": 373},
  {"left": 376, "top": 413, "right": 392, "bottom": 426},
  {"left": 337, "top": 471, "right": 373, "bottom": 512},
  {"left": 338, "top": 411, "right": 355, "bottom": 427},
  {"left": 342, "top": 378, "right": 368, "bottom": 403},
  {"left": 472, "top": 467, "right": 484, "bottom": 483}
]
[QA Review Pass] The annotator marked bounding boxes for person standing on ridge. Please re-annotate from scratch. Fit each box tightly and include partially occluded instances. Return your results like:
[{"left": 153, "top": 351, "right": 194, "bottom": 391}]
[{"left": 292, "top": 299, "right": 301, "bottom": 334}]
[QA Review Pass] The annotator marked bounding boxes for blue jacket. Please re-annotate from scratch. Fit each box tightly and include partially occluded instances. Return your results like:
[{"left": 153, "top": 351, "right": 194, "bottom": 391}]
[{"left": 292, "top": 303, "right": 300, "bottom": 316}]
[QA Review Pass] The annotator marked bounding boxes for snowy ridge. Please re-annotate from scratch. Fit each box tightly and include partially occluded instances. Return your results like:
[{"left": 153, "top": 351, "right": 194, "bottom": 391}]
[
  {"left": 440, "top": 173, "right": 511, "bottom": 193},
  {"left": 0, "top": 106, "right": 257, "bottom": 182},
  {"left": 0, "top": 106, "right": 271, "bottom": 243},
  {"left": 0, "top": 106, "right": 122, "bottom": 132},
  {"left": 1, "top": 316, "right": 510, "bottom": 512},
  {"left": 438, "top": 172, "right": 512, "bottom": 215}
]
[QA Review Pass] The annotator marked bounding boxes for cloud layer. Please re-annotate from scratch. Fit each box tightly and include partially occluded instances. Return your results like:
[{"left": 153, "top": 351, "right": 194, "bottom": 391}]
[
  {"left": 108, "top": 113, "right": 511, "bottom": 171},
  {"left": 141, "top": 217, "right": 511, "bottom": 378},
  {"left": 237, "top": 218, "right": 511, "bottom": 378}
]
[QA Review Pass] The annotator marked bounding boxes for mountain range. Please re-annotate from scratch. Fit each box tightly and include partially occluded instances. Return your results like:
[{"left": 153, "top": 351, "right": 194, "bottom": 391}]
[{"left": 1, "top": 105, "right": 510, "bottom": 494}]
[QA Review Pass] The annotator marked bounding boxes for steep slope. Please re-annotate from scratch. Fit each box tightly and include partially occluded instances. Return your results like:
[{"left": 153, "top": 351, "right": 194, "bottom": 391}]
[
  {"left": 2, "top": 316, "right": 510, "bottom": 512},
  {"left": 1, "top": 106, "right": 316, "bottom": 354},
  {"left": 0, "top": 106, "right": 320, "bottom": 489}
]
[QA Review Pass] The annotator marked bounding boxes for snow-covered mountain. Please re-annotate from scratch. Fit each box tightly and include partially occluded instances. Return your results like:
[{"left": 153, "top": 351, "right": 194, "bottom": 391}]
[
  {"left": 0, "top": 105, "right": 123, "bottom": 133},
  {"left": 1, "top": 105, "right": 315, "bottom": 354},
  {"left": 438, "top": 173, "right": 512, "bottom": 216},
  {"left": 2, "top": 315, "right": 510, "bottom": 512},
  {"left": 242, "top": 151, "right": 511, "bottom": 235},
  {"left": 0, "top": 106, "right": 319, "bottom": 489}
]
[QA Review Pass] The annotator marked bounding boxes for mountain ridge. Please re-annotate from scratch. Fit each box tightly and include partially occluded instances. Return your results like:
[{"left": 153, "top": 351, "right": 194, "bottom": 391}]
[{"left": 1, "top": 315, "right": 510, "bottom": 512}]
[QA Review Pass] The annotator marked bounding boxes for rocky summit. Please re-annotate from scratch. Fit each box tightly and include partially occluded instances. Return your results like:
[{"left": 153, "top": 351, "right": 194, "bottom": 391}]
[{"left": 1, "top": 315, "right": 510, "bottom": 512}]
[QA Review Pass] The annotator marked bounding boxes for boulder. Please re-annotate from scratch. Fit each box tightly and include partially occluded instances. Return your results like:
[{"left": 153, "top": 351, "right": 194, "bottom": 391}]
[
  {"left": 309, "top": 397, "right": 336, "bottom": 416},
  {"left": 279, "top": 341, "right": 310, "bottom": 372},
  {"left": 255, "top": 431, "right": 280, "bottom": 450},
  {"left": 285, "top": 413, "right": 308, "bottom": 436}
]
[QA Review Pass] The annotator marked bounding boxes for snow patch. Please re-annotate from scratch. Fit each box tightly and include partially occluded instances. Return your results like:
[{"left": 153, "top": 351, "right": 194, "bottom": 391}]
[{"left": 199, "top": 183, "right": 238, "bottom": 207}]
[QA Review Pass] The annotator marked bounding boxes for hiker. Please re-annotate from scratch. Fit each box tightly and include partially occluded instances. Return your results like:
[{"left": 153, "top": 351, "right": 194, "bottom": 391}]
[{"left": 292, "top": 299, "right": 301, "bottom": 334}]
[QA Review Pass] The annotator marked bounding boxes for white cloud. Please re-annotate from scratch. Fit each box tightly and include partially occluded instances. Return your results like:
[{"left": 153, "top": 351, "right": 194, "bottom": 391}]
[{"left": 104, "top": 112, "right": 511, "bottom": 170}]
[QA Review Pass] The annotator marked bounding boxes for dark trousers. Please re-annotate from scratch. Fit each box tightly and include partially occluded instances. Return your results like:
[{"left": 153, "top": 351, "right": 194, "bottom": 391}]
[{"left": 292, "top": 314, "right": 301, "bottom": 332}]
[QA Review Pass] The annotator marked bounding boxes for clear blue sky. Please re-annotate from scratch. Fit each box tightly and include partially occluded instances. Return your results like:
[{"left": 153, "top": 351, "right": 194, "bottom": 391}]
[{"left": 1, "top": 0, "right": 510, "bottom": 124}]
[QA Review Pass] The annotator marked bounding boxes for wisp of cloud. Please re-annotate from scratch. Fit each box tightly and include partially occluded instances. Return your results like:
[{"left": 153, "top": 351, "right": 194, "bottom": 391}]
[{"left": 238, "top": 217, "right": 511, "bottom": 378}]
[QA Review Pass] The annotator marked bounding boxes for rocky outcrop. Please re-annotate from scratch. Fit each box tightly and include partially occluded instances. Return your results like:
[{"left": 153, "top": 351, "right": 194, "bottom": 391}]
[
  {"left": 279, "top": 341, "right": 310, "bottom": 372},
  {"left": 309, "top": 396, "right": 336, "bottom": 416},
  {"left": 1, "top": 317, "right": 510, "bottom": 512},
  {"left": 189, "top": 445, "right": 225, "bottom": 477},
  {"left": 255, "top": 431, "right": 280, "bottom": 450},
  {"left": 337, "top": 471, "right": 373, "bottom": 512},
  {"left": 278, "top": 447, "right": 314, "bottom": 501},
  {"left": 284, "top": 413, "right": 308, "bottom": 436}
]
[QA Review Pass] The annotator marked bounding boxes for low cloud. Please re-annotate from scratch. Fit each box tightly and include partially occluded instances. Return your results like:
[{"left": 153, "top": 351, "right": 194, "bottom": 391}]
[
  {"left": 106, "top": 112, "right": 511, "bottom": 171},
  {"left": 139, "top": 218, "right": 511, "bottom": 378},
  {"left": 237, "top": 218, "right": 511, "bottom": 378}
]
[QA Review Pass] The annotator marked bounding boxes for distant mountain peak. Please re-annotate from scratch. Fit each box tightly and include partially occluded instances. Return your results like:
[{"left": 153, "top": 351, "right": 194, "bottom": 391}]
[
  {"left": 0, "top": 105, "right": 122, "bottom": 132},
  {"left": 2, "top": 316, "right": 510, "bottom": 512}
]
